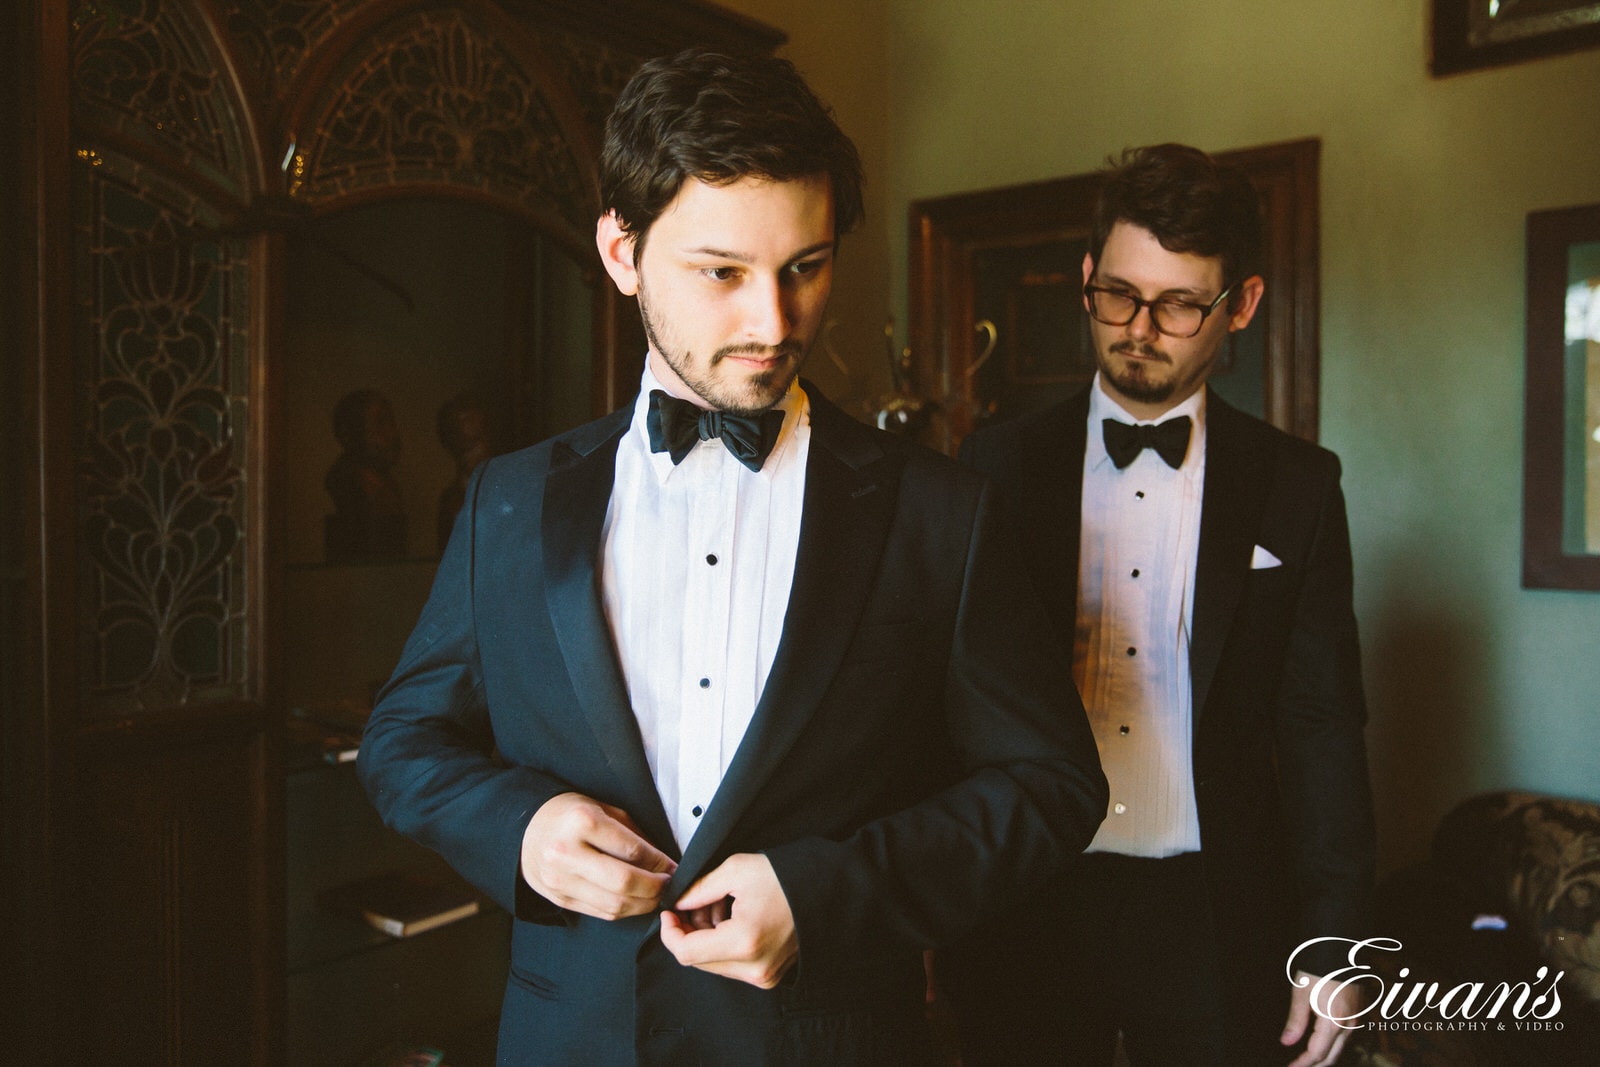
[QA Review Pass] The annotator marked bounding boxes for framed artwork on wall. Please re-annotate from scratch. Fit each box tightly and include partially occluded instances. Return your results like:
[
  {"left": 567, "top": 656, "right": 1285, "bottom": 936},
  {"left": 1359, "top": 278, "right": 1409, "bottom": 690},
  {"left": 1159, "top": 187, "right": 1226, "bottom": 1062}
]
[
  {"left": 1523, "top": 200, "right": 1600, "bottom": 590},
  {"left": 1432, "top": 0, "right": 1600, "bottom": 75}
]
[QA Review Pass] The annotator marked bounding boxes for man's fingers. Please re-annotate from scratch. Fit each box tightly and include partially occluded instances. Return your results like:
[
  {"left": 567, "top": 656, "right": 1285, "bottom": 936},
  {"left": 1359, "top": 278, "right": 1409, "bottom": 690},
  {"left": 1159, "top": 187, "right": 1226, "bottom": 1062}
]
[
  {"left": 1321, "top": 1026, "right": 1351, "bottom": 1067},
  {"left": 658, "top": 853, "right": 797, "bottom": 989},
  {"left": 660, "top": 916, "right": 791, "bottom": 989},
  {"left": 668, "top": 859, "right": 736, "bottom": 930},
  {"left": 593, "top": 802, "right": 677, "bottom": 874},
  {"left": 671, "top": 898, "right": 732, "bottom": 931},
  {"left": 662, "top": 918, "right": 742, "bottom": 967},
  {"left": 1281, "top": 973, "right": 1313, "bottom": 1047},
  {"left": 552, "top": 840, "right": 671, "bottom": 907},
  {"left": 1285, "top": 1015, "right": 1348, "bottom": 1067},
  {"left": 1283, "top": 971, "right": 1357, "bottom": 1067},
  {"left": 1281, "top": 1006, "right": 1310, "bottom": 1047},
  {"left": 672, "top": 864, "right": 734, "bottom": 912},
  {"left": 521, "top": 792, "right": 676, "bottom": 919},
  {"left": 534, "top": 868, "right": 665, "bottom": 920}
]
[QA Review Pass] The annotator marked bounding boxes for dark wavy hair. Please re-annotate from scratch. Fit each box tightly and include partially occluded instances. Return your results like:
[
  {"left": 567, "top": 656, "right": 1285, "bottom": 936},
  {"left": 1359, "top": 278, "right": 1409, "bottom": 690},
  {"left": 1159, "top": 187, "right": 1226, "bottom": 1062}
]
[
  {"left": 599, "top": 47, "right": 864, "bottom": 257},
  {"left": 1089, "top": 143, "right": 1262, "bottom": 304}
]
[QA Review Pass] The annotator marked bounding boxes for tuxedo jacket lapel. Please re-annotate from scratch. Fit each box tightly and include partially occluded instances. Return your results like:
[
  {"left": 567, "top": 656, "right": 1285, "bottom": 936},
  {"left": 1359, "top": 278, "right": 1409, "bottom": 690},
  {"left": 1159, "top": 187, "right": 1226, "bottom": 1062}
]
[
  {"left": 975, "top": 390, "right": 1088, "bottom": 644},
  {"left": 674, "top": 391, "right": 900, "bottom": 888},
  {"left": 1044, "top": 392, "right": 1089, "bottom": 638},
  {"left": 1190, "top": 393, "right": 1270, "bottom": 723},
  {"left": 541, "top": 407, "right": 677, "bottom": 853}
]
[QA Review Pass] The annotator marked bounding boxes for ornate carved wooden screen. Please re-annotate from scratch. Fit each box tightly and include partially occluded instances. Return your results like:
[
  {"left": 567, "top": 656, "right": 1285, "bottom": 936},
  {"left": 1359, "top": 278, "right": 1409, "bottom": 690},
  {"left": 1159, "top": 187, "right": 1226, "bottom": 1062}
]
[
  {"left": 73, "top": 2, "right": 259, "bottom": 714},
  {"left": 74, "top": 164, "right": 255, "bottom": 710},
  {"left": 67, "top": 4, "right": 271, "bottom": 1059}
]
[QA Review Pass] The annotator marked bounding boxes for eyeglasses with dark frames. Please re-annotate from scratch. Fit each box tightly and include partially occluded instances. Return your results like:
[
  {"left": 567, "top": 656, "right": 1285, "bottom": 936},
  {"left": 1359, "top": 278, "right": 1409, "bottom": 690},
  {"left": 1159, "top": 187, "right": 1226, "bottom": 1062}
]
[{"left": 1083, "top": 282, "right": 1234, "bottom": 339}]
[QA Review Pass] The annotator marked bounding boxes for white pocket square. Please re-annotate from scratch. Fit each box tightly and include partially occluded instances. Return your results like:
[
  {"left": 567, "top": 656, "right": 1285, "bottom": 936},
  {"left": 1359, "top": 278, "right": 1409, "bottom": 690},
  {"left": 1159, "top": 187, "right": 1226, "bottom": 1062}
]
[{"left": 1251, "top": 545, "right": 1282, "bottom": 570}]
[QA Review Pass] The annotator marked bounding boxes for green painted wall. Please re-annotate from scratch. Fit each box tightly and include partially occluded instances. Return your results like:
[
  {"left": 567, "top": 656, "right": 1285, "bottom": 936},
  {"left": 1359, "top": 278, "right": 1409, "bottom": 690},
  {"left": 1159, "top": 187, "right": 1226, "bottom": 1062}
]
[
  {"left": 714, "top": 0, "right": 897, "bottom": 419},
  {"left": 723, "top": 0, "right": 1600, "bottom": 870}
]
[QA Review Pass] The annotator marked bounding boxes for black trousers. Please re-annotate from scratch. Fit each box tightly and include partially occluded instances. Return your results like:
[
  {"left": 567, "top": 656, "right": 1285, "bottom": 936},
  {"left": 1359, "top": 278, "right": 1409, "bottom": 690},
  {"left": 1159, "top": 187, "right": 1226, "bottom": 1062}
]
[{"left": 942, "top": 851, "right": 1287, "bottom": 1067}]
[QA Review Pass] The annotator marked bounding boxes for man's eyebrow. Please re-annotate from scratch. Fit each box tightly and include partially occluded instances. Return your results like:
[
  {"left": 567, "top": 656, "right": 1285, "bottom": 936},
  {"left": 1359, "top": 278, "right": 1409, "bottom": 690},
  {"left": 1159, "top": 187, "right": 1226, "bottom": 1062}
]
[
  {"left": 682, "top": 241, "right": 834, "bottom": 265},
  {"left": 685, "top": 246, "right": 755, "bottom": 263},
  {"left": 787, "top": 241, "right": 835, "bottom": 263},
  {"left": 1095, "top": 271, "right": 1208, "bottom": 298}
]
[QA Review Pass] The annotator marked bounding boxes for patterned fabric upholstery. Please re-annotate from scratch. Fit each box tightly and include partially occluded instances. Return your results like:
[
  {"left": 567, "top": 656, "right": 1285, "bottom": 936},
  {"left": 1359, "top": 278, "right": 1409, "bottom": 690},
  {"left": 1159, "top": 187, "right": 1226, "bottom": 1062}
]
[
  {"left": 1348, "top": 791, "right": 1600, "bottom": 1066},
  {"left": 1432, "top": 791, "right": 1600, "bottom": 1004}
]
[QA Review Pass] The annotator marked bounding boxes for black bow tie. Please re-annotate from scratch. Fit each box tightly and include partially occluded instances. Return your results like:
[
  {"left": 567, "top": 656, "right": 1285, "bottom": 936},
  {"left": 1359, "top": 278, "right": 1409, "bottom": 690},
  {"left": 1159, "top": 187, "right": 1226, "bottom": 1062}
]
[
  {"left": 1102, "top": 416, "right": 1192, "bottom": 470},
  {"left": 647, "top": 390, "right": 786, "bottom": 472}
]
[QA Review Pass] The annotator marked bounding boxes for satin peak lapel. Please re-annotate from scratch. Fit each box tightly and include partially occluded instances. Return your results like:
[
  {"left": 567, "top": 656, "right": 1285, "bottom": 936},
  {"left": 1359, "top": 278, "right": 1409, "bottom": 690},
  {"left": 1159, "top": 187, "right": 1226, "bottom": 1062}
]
[
  {"left": 541, "top": 409, "right": 675, "bottom": 851},
  {"left": 1043, "top": 391, "right": 1089, "bottom": 633},
  {"left": 672, "top": 395, "right": 900, "bottom": 888},
  {"left": 1190, "top": 395, "right": 1270, "bottom": 722}
]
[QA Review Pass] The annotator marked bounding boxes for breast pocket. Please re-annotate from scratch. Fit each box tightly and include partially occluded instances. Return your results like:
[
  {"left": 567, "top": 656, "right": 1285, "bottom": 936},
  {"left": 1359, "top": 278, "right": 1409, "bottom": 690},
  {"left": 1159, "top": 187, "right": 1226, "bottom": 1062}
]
[
  {"left": 1243, "top": 561, "right": 1296, "bottom": 609},
  {"left": 507, "top": 963, "right": 560, "bottom": 1001}
]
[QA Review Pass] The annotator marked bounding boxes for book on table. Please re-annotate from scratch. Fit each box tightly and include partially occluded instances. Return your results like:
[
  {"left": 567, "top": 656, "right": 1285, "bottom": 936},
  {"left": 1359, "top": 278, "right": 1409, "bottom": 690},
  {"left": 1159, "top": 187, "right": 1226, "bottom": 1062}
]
[
  {"left": 287, "top": 699, "right": 369, "bottom": 763},
  {"left": 323, "top": 870, "right": 480, "bottom": 938},
  {"left": 357, "top": 1043, "right": 446, "bottom": 1067}
]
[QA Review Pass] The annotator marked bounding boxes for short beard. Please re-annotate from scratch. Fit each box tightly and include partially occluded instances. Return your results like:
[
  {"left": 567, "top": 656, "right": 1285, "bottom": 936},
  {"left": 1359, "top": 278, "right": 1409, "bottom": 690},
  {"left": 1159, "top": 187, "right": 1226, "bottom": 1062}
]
[
  {"left": 1098, "top": 340, "right": 1176, "bottom": 405},
  {"left": 639, "top": 287, "right": 803, "bottom": 415}
]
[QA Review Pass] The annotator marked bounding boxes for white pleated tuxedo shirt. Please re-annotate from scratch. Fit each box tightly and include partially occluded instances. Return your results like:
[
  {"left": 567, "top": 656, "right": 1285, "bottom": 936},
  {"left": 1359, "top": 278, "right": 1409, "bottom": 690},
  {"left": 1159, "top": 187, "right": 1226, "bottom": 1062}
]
[
  {"left": 600, "top": 363, "right": 810, "bottom": 851},
  {"left": 1077, "top": 373, "right": 1205, "bottom": 857}
]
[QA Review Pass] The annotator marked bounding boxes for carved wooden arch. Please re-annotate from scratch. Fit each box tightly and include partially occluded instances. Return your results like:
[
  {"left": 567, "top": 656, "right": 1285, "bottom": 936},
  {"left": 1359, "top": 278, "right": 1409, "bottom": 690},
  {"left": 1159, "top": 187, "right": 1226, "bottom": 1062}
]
[
  {"left": 70, "top": 0, "right": 267, "bottom": 210},
  {"left": 70, "top": 0, "right": 615, "bottom": 252},
  {"left": 274, "top": 0, "right": 600, "bottom": 258}
]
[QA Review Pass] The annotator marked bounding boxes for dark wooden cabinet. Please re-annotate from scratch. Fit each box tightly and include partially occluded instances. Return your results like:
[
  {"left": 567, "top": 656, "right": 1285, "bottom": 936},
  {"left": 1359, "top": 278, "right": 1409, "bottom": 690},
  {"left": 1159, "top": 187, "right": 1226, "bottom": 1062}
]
[
  {"left": 284, "top": 741, "right": 510, "bottom": 1065},
  {"left": 3, "top": 2, "right": 781, "bottom": 1062}
]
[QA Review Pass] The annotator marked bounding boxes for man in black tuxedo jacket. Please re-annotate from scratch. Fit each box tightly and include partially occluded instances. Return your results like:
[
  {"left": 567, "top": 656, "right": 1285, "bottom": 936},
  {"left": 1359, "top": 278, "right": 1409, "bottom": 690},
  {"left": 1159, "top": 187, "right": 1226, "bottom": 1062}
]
[
  {"left": 943, "top": 144, "right": 1376, "bottom": 1067},
  {"left": 358, "top": 47, "right": 1106, "bottom": 1066}
]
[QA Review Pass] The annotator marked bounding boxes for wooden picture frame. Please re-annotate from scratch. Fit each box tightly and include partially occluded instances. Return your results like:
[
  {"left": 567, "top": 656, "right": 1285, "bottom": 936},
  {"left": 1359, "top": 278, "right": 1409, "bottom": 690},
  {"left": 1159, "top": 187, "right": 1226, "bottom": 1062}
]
[
  {"left": 1432, "top": 0, "right": 1600, "bottom": 76},
  {"left": 1523, "top": 201, "right": 1600, "bottom": 590}
]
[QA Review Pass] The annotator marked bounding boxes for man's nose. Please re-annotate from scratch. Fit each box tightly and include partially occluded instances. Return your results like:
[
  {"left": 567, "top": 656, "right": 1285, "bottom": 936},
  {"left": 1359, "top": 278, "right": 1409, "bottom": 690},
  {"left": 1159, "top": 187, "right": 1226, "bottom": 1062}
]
[
  {"left": 743, "top": 278, "right": 792, "bottom": 346},
  {"left": 1127, "top": 301, "right": 1160, "bottom": 341}
]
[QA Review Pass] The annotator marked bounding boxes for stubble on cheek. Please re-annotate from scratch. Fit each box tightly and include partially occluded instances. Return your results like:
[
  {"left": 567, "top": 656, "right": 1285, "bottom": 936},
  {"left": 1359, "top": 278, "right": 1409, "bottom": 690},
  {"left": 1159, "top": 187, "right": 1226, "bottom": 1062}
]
[{"left": 709, "top": 342, "right": 803, "bottom": 413}]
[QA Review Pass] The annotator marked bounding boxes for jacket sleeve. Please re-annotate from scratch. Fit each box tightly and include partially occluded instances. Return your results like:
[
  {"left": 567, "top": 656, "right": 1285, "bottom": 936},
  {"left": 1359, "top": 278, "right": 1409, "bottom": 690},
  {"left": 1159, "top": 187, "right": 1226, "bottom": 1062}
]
[
  {"left": 762, "top": 478, "right": 1107, "bottom": 979},
  {"left": 1272, "top": 455, "right": 1376, "bottom": 977},
  {"left": 356, "top": 462, "right": 574, "bottom": 920}
]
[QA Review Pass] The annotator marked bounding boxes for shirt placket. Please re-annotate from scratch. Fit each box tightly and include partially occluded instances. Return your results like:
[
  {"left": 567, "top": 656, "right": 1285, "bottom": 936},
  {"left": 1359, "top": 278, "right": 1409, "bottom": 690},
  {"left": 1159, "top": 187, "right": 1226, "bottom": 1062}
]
[
  {"left": 676, "top": 451, "right": 736, "bottom": 843},
  {"left": 1100, "top": 474, "right": 1161, "bottom": 832}
]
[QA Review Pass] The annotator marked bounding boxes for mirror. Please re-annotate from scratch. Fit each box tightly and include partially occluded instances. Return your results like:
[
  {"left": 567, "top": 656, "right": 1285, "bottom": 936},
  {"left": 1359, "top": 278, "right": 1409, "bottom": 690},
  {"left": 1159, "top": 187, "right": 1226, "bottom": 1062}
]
[
  {"left": 282, "top": 196, "right": 594, "bottom": 712},
  {"left": 1524, "top": 201, "right": 1600, "bottom": 589}
]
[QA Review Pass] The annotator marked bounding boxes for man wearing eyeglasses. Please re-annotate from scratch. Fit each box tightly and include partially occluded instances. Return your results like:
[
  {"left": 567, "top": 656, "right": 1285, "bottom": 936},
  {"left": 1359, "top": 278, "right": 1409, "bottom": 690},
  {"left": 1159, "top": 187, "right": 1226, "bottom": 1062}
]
[{"left": 943, "top": 143, "right": 1375, "bottom": 1067}]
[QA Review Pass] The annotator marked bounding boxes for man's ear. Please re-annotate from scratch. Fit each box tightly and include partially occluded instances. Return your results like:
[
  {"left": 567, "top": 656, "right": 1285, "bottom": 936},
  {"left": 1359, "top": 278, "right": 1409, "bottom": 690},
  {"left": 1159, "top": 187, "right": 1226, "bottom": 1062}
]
[
  {"left": 595, "top": 211, "right": 640, "bottom": 297},
  {"left": 1226, "top": 275, "right": 1265, "bottom": 332},
  {"left": 1081, "top": 251, "right": 1096, "bottom": 309}
]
